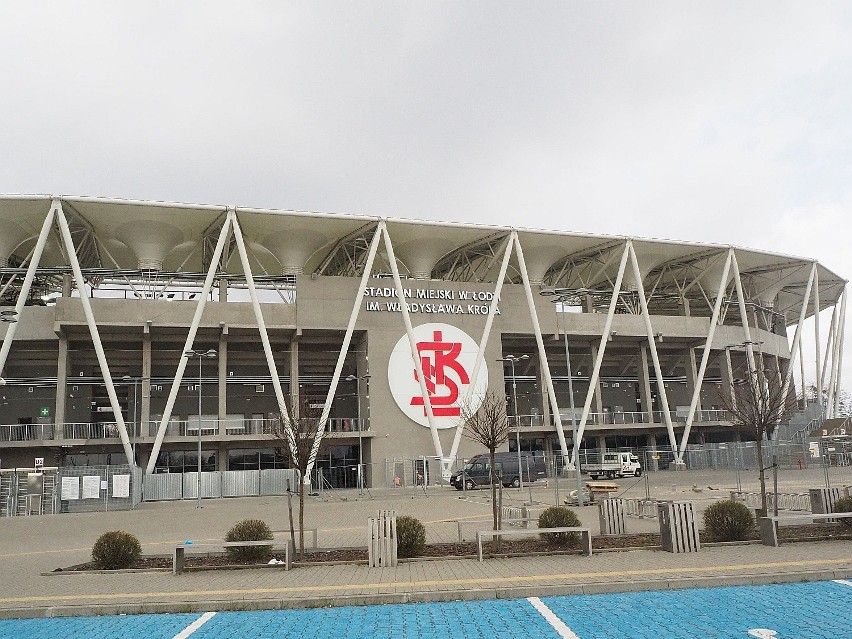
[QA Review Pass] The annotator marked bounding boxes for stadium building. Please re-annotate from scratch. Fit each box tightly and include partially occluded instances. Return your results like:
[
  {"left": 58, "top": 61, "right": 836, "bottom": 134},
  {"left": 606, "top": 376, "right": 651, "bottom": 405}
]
[{"left": 0, "top": 195, "right": 846, "bottom": 490}]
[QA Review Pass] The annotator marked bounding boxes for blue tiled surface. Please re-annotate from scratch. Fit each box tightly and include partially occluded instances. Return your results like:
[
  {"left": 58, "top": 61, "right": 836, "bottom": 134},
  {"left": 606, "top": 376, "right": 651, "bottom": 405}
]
[
  {"left": 0, "top": 612, "right": 199, "bottom": 639},
  {"left": 0, "top": 582, "right": 849, "bottom": 638},
  {"left": 543, "top": 581, "right": 852, "bottom": 639}
]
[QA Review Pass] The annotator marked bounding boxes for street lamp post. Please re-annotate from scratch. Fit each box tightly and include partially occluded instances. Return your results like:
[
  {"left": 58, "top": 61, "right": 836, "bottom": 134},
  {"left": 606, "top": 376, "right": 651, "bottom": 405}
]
[
  {"left": 346, "top": 374, "right": 370, "bottom": 494},
  {"left": 184, "top": 348, "right": 217, "bottom": 509},
  {"left": 497, "top": 354, "right": 529, "bottom": 490},
  {"left": 554, "top": 300, "right": 585, "bottom": 506},
  {"left": 539, "top": 288, "right": 592, "bottom": 505}
]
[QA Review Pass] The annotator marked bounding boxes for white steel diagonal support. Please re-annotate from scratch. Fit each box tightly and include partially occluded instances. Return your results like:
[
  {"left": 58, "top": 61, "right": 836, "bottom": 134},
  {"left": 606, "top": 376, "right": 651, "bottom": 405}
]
[
  {"left": 145, "top": 213, "right": 233, "bottom": 474},
  {"left": 832, "top": 286, "right": 847, "bottom": 417},
  {"left": 813, "top": 268, "right": 823, "bottom": 408},
  {"left": 627, "top": 241, "right": 678, "bottom": 459},
  {"left": 572, "top": 241, "right": 630, "bottom": 464},
  {"left": 305, "top": 223, "right": 385, "bottom": 477},
  {"left": 0, "top": 202, "right": 56, "bottom": 376},
  {"left": 822, "top": 303, "right": 838, "bottom": 412},
  {"left": 55, "top": 202, "right": 137, "bottom": 466},
  {"left": 730, "top": 253, "right": 758, "bottom": 377},
  {"left": 230, "top": 210, "right": 297, "bottom": 459},
  {"left": 677, "top": 249, "right": 733, "bottom": 460},
  {"left": 447, "top": 232, "right": 515, "bottom": 469},
  {"left": 781, "top": 263, "right": 817, "bottom": 407},
  {"left": 380, "top": 223, "right": 445, "bottom": 460},
  {"left": 513, "top": 233, "right": 569, "bottom": 459}
]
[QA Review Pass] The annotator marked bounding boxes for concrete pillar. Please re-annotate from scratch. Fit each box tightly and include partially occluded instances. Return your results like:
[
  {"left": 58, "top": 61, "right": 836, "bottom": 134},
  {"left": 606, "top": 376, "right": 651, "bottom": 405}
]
[
  {"left": 290, "top": 336, "right": 300, "bottom": 417},
  {"left": 218, "top": 325, "right": 228, "bottom": 435},
  {"left": 638, "top": 344, "right": 653, "bottom": 415},
  {"left": 62, "top": 273, "right": 72, "bottom": 297},
  {"left": 218, "top": 278, "right": 228, "bottom": 302},
  {"left": 589, "top": 344, "right": 604, "bottom": 415},
  {"left": 720, "top": 349, "right": 735, "bottom": 406},
  {"left": 54, "top": 331, "right": 69, "bottom": 428},
  {"left": 685, "top": 345, "right": 701, "bottom": 415},
  {"left": 536, "top": 354, "right": 549, "bottom": 425},
  {"left": 141, "top": 327, "right": 152, "bottom": 436},
  {"left": 646, "top": 432, "right": 659, "bottom": 471},
  {"left": 682, "top": 297, "right": 691, "bottom": 317},
  {"left": 596, "top": 434, "right": 607, "bottom": 454},
  {"left": 217, "top": 441, "right": 228, "bottom": 471}
]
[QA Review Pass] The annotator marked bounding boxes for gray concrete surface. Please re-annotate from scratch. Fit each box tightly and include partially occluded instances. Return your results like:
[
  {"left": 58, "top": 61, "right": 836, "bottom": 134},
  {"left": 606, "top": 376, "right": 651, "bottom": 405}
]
[{"left": 0, "top": 469, "right": 850, "bottom": 619}]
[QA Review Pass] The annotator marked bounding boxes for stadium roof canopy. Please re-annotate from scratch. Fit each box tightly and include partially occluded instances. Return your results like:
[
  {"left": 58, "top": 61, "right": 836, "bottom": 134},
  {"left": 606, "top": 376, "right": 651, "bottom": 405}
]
[{"left": 0, "top": 194, "right": 845, "bottom": 324}]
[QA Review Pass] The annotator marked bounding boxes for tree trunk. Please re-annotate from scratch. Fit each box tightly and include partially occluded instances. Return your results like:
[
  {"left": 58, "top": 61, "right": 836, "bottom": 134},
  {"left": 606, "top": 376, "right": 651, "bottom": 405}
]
[
  {"left": 298, "top": 476, "right": 306, "bottom": 557},
  {"left": 287, "top": 486, "right": 295, "bottom": 554},
  {"left": 757, "top": 436, "right": 767, "bottom": 516},
  {"left": 489, "top": 448, "right": 500, "bottom": 552}
]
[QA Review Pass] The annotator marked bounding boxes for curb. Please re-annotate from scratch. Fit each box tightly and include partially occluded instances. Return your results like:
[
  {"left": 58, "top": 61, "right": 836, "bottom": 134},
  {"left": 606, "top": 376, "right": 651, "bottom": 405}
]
[{"left": 1, "top": 567, "right": 849, "bottom": 620}]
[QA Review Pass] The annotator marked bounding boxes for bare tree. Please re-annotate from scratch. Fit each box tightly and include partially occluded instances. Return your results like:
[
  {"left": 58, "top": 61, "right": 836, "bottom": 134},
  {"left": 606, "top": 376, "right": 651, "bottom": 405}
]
[
  {"left": 460, "top": 390, "right": 509, "bottom": 543},
  {"left": 270, "top": 398, "right": 322, "bottom": 557},
  {"left": 719, "top": 371, "right": 799, "bottom": 515}
]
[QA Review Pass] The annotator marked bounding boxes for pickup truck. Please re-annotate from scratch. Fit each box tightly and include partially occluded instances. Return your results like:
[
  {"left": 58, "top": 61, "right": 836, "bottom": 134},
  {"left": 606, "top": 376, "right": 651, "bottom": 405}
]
[{"left": 582, "top": 452, "right": 642, "bottom": 479}]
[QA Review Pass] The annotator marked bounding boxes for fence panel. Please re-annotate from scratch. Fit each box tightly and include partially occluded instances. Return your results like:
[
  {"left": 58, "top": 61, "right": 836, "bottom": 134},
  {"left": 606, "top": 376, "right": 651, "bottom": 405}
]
[
  {"left": 143, "top": 473, "right": 183, "bottom": 501},
  {"left": 56, "top": 465, "right": 136, "bottom": 513},
  {"left": 222, "top": 470, "right": 260, "bottom": 497},
  {"left": 183, "top": 471, "right": 222, "bottom": 500},
  {"left": 260, "top": 469, "right": 299, "bottom": 495}
]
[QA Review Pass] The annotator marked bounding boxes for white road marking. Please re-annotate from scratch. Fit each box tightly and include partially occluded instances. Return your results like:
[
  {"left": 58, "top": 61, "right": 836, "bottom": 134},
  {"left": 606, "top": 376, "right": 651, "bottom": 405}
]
[
  {"left": 527, "top": 596, "right": 581, "bottom": 639},
  {"left": 172, "top": 611, "right": 216, "bottom": 639},
  {"left": 833, "top": 579, "right": 852, "bottom": 588}
]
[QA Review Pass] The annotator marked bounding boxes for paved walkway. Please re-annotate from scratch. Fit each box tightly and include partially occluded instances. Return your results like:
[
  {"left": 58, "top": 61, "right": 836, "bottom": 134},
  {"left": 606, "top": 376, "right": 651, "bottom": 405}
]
[{"left": 1, "top": 482, "right": 850, "bottom": 619}]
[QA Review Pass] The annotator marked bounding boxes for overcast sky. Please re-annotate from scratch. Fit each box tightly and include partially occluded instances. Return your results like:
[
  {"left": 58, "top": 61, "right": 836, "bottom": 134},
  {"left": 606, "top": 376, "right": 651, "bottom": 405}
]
[{"left": 2, "top": 2, "right": 851, "bottom": 396}]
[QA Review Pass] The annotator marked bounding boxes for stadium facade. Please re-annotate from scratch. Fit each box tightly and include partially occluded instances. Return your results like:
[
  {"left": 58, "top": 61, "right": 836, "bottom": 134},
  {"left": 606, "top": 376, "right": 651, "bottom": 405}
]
[{"left": 0, "top": 195, "right": 846, "bottom": 487}]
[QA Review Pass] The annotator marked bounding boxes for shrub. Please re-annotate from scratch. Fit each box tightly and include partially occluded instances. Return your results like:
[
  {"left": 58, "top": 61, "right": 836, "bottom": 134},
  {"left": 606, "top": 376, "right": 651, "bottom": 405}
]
[
  {"left": 91, "top": 530, "right": 142, "bottom": 570},
  {"left": 225, "top": 519, "right": 274, "bottom": 562},
  {"left": 538, "top": 506, "right": 582, "bottom": 547},
  {"left": 703, "top": 499, "right": 755, "bottom": 541},
  {"left": 396, "top": 515, "right": 426, "bottom": 558},
  {"left": 833, "top": 496, "right": 852, "bottom": 528}
]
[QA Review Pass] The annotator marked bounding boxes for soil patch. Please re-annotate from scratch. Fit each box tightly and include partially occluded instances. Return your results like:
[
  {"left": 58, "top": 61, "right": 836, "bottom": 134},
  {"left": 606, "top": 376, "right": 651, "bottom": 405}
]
[{"left": 56, "top": 524, "right": 852, "bottom": 573}]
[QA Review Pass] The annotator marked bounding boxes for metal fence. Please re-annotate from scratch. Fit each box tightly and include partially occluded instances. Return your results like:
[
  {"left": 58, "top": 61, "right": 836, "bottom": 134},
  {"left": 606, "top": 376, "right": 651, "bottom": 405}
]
[
  {"left": 55, "top": 465, "right": 142, "bottom": 513},
  {"left": 142, "top": 468, "right": 300, "bottom": 502}
]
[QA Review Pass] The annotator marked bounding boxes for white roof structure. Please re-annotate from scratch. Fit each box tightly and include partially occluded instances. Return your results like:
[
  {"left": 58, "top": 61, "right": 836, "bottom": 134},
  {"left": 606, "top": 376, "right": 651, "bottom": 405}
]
[{"left": 0, "top": 194, "right": 844, "bottom": 322}]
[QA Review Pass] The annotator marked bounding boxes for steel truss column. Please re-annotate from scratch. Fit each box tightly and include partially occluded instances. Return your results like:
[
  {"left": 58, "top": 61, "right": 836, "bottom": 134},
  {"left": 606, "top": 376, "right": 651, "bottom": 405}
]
[
  {"left": 230, "top": 210, "right": 297, "bottom": 458},
  {"left": 781, "top": 263, "right": 817, "bottom": 407},
  {"left": 677, "top": 249, "right": 733, "bottom": 460},
  {"left": 448, "top": 233, "right": 514, "bottom": 468},
  {"left": 145, "top": 212, "right": 232, "bottom": 474},
  {"left": 572, "top": 242, "right": 630, "bottom": 464},
  {"left": 306, "top": 222, "right": 385, "bottom": 477},
  {"left": 512, "top": 233, "right": 569, "bottom": 460},
  {"left": 55, "top": 202, "right": 136, "bottom": 466},
  {"left": 627, "top": 241, "right": 678, "bottom": 463}
]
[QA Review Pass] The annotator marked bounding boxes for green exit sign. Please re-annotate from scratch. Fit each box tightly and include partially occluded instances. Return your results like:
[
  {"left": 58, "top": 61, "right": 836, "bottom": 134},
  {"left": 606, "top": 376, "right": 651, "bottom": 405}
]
[{"left": 39, "top": 407, "right": 51, "bottom": 417}]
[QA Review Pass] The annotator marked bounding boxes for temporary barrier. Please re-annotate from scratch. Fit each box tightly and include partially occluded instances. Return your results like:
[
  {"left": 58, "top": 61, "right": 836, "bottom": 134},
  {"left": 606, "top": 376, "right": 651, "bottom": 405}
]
[
  {"left": 56, "top": 465, "right": 138, "bottom": 513},
  {"left": 730, "top": 491, "right": 810, "bottom": 512},
  {"left": 222, "top": 470, "right": 260, "bottom": 497}
]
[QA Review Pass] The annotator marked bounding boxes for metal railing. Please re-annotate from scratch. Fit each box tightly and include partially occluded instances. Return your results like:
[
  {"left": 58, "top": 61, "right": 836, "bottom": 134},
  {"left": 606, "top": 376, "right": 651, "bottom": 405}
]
[
  {"left": 509, "top": 409, "right": 732, "bottom": 428},
  {"left": 0, "top": 416, "right": 366, "bottom": 442}
]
